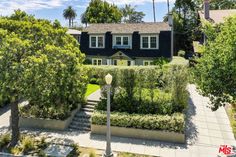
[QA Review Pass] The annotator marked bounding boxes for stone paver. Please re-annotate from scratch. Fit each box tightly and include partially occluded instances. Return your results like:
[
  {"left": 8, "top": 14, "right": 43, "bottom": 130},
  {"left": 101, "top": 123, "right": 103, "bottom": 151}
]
[{"left": 0, "top": 84, "right": 235, "bottom": 157}]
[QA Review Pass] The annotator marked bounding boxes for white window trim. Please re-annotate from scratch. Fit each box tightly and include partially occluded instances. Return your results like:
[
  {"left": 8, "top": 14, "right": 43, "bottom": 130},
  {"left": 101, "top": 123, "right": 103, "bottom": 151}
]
[
  {"left": 112, "top": 35, "right": 132, "bottom": 49},
  {"left": 92, "top": 58, "right": 102, "bottom": 65},
  {"left": 140, "top": 35, "right": 159, "bottom": 49},
  {"left": 143, "top": 60, "right": 154, "bottom": 66},
  {"left": 89, "top": 35, "right": 105, "bottom": 48}
]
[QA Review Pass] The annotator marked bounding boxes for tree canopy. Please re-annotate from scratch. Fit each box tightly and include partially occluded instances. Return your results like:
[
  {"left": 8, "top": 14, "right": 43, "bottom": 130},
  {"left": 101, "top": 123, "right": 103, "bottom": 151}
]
[
  {"left": 82, "top": 0, "right": 122, "bottom": 24},
  {"left": 194, "top": 15, "right": 236, "bottom": 110},
  {"left": 121, "top": 5, "right": 145, "bottom": 23},
  {"left": 0, "top": 10, "right": 87, "bottom": 145}
]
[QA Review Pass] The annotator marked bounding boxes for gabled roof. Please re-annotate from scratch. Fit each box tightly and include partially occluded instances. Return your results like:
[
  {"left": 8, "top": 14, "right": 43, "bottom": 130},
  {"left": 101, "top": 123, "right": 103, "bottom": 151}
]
[
  {"left": 83, "top": 22, "right": 171, "bottom": 34},
  {"left": 66, "top": 29, "right": 81, "bottom": 35},
  {"left": 199, "top": 9, "right": 236, "bottom": 24}
]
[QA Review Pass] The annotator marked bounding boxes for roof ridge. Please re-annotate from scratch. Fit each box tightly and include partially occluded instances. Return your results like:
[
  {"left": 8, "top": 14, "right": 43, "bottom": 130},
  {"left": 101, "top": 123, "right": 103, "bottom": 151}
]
[{"left": 88, "top": 22, "right": 167, "bottom": 25}]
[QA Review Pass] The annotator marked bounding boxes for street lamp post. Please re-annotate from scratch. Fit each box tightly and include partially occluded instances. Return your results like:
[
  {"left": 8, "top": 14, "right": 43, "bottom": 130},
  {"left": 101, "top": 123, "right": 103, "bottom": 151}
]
[
  {"left": 104, "top": 73, "right": 113, "bottom": 157},
  {"left": 168, "top": 13, "right": 174, "bottom": 59}
]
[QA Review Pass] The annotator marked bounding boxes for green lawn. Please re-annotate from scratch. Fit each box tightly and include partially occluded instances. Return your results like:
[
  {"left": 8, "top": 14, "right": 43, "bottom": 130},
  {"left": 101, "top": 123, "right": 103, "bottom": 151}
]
[
  {"left": 85, "top": 84, "right": 100, "bottom": 97},
  {"left": 169, "top": 56, "right": 189, "bottom": 66}
]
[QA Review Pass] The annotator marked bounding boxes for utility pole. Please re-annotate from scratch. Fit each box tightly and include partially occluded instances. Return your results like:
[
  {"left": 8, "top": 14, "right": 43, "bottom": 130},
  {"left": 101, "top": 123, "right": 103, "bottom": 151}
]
[
  {"left": 167, "top": 0, "right": 170, "bottom": 14},
  {"left": 153, "top": 0, "right": 156, "bottom": 22}
]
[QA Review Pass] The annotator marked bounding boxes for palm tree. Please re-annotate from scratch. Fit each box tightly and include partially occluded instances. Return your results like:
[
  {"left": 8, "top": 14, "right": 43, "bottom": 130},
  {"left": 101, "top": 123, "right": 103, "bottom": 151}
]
[{"left": 63, "top": 6, "right": 77, "bottom": 28}]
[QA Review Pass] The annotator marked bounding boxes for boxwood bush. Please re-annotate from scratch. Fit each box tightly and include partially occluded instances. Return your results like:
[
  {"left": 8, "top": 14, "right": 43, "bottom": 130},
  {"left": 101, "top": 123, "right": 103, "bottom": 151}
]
[{"left": 92, "top": 111, "right": 185, "bottom": 133}]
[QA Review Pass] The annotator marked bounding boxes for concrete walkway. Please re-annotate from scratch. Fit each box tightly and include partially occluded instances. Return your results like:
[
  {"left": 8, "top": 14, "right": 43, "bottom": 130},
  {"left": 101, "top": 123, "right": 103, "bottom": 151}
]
[
  {"left": 0, "top": 85, "right": 235, "bottom": 157},
  {"left": 87, "top": 89, "right": 101, "bottom": 102}
]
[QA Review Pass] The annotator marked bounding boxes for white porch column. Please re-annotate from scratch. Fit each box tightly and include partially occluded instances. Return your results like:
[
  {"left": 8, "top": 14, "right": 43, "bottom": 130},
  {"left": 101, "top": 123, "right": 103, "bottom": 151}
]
[
  {"left": 131, "top": 60, "right": 135, "bottom": 66},
  {"left": 107, "top": 59, "right": 112, "bottom": 65}
]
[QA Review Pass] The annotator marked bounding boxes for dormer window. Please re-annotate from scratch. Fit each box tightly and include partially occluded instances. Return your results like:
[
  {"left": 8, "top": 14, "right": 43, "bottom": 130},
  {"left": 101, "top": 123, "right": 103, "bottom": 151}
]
[
  {"left": 141, "top": 35, "right": 159, "bottom": 49},
  {"left": 90, "top": 35, "right": 105, "bottom": 48},
  {"left": 113, "top": 35, "right": 132, "bottom": 49}
]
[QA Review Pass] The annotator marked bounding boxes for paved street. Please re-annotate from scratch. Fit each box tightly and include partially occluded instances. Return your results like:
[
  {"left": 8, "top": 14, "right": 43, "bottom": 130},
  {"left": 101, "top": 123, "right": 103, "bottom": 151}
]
[{"left": 0, "top": 84, "right": 235, "bottom": 157}]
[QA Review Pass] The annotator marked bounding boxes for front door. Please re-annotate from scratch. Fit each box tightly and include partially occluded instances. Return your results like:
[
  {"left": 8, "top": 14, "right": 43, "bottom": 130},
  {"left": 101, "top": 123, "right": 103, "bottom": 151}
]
[{"left": 117, "top": 59, "right": 127, "bottom": 66}]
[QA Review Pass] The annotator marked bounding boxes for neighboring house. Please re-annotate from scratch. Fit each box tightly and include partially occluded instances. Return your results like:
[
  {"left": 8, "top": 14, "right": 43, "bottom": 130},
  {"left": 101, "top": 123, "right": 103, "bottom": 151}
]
[
  {"left": 199, "top": 9, "right": 236, "bottom": 24},
  {"left": 193, "top": 0, "right": 236, "bottom": 53},
  {"left": 66, "top": 29, "right": 81, "bottom": 43},
  {"left": 79, "top": 23, "right": 171, "bottom": 66}
]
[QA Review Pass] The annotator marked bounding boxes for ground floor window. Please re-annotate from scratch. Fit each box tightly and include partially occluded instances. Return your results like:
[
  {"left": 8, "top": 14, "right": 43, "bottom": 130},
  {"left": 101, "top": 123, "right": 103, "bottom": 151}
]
[
  {"left": 92, "top": 58, "right": 102, "bottom": 65},
  {"left": 127, "top": 60, "right": 131, "bottom": 66},
  {"left": 143, "top": 60, "right": 154, "bottom": 66},
  {"left": 113, "top": 60, "right": 117, "bottom": 65}
]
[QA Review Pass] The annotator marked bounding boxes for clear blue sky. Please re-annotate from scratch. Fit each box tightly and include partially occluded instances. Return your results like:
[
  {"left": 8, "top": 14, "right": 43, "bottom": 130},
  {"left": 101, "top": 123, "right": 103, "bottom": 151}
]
[{"left": 0, "top": 0, "right": 175, "bottom": 26}]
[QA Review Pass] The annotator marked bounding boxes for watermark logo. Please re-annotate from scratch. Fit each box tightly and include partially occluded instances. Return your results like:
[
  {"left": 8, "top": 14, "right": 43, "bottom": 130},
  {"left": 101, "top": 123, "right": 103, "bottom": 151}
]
[{"left": 218, "top": 145, "right": 236, "bottom": 156}]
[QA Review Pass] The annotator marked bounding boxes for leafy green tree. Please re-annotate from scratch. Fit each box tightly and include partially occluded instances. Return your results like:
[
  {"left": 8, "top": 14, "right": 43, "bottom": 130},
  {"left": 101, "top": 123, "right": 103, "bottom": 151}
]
[
  {"left": 164, "top": 0, "right": 200, "bottom": 54},
  {"left": 53, "top": 19, "right": 62, "bottom": 28},
  {"left": 194, "top": 15, "right": 236, "bottom": 110},
  {"left": 63, "top": 6, "right": 77, "bottom": 28},
  {"left": 121, "top": 5, "right": 145, "bottom": 23},
  {"left": 0, "top": 10, "right": 87, "bottom": 146},
  {"left": 210, "top": 0, "right": 236, "bottom": 9},
  {"left": 82, "top": 0, "right": 122, "bottom": 23},
  {"left": 194, "top": 0, "right": 236, "bottom": 9},
  {"left": 81, "top": 13, "right": 88, "bottom": 27}
]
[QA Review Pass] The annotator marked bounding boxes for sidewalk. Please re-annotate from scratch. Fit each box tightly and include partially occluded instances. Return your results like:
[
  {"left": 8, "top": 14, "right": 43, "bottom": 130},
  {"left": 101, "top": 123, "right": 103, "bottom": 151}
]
[{"left": 0, "top": 85, "right": 235, "bottom": 157}]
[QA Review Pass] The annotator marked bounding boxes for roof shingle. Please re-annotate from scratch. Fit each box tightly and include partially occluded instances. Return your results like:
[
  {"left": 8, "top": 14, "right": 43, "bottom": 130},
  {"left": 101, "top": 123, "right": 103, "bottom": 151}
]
[{"left": 83, "top": 22, "right": 171, "bottom": 34}]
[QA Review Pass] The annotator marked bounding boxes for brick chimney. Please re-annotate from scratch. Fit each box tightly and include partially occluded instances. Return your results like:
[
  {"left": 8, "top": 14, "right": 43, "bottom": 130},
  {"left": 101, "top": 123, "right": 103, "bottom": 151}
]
[{"left": 204, "top": 0, "right": 210, "bottom": 19}]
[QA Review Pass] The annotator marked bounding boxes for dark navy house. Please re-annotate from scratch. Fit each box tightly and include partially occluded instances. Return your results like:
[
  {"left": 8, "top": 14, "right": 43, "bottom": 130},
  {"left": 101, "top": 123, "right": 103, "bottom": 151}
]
[{"left": 80, "top": 22, "right": 171, "bottom": 66}]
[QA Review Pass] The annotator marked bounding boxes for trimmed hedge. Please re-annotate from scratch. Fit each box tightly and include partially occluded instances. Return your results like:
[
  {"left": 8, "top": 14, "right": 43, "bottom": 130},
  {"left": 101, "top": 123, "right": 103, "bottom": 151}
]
[
  {"left": 92, "top": 111, "right": 185, "bottom": 133},
  {"left": 87, "top": 65, "right": 189, "bottom": 115}
]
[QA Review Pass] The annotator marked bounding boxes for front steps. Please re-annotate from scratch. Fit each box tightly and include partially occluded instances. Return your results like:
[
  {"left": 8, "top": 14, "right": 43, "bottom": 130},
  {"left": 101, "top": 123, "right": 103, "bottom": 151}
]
[{"left": 68, "top": 100, "right": 99, "bottom": 131}]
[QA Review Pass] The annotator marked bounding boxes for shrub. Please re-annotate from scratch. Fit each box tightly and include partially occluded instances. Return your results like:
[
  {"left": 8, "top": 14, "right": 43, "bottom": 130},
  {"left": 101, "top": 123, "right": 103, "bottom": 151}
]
[
  {"left": 92, "top": 111, "right": 185, "bottom": 133},
  {"left": 21, "top": 136, "right": 35, "bottom": 153},
  {"left": 10, "top": 147, "right": 21, "bottom": 155},
  {"left": 0, "top": 133, "right": 11, "bottom": 149},
  {"left": 83, "top": 58, "right": 92, "bottom": 65},
  {"left": 167, "top": 65, "right": 189, "bottom": 112},
  {"left": 153, "top": 57, "right": 170, "bottom": 66},
  {"left": 20, "top": 104, "right": 72, "bottom": 120},
  {"left": 68, "top": 143, "right": 80, "bottom": 157},
  {"left": 89, "top": 78, "right": 99, "bottom": 85},
  {"left": 178, "top": 50, "right": 185, "bottom": 57}
]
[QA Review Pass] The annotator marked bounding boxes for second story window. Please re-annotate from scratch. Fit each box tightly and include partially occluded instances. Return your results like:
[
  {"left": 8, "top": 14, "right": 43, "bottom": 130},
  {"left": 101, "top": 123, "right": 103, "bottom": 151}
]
[
  {"left": 113, "top": 35, "right": 131, "bottom": 49},
  {"left": 116, "top": 37, "right": 122, "bottom": 45},
  {"left": 141, "top": 35, "right": 159, "bottom": 49},
  {"left": 90, "top": 35, "right": 104, "bottom": 48}
]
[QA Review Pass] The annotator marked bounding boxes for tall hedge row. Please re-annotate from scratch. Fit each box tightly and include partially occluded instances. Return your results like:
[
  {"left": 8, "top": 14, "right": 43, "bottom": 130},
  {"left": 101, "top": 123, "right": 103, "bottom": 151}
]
[{"left": 87, "top": 65, "right": 189, "bottom": 115}]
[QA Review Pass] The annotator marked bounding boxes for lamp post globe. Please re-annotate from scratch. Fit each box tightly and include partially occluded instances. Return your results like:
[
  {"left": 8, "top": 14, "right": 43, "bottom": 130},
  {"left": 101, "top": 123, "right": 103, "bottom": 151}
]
[{"left": 105, "top": 73, "right": 113, "bottom": 85}]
